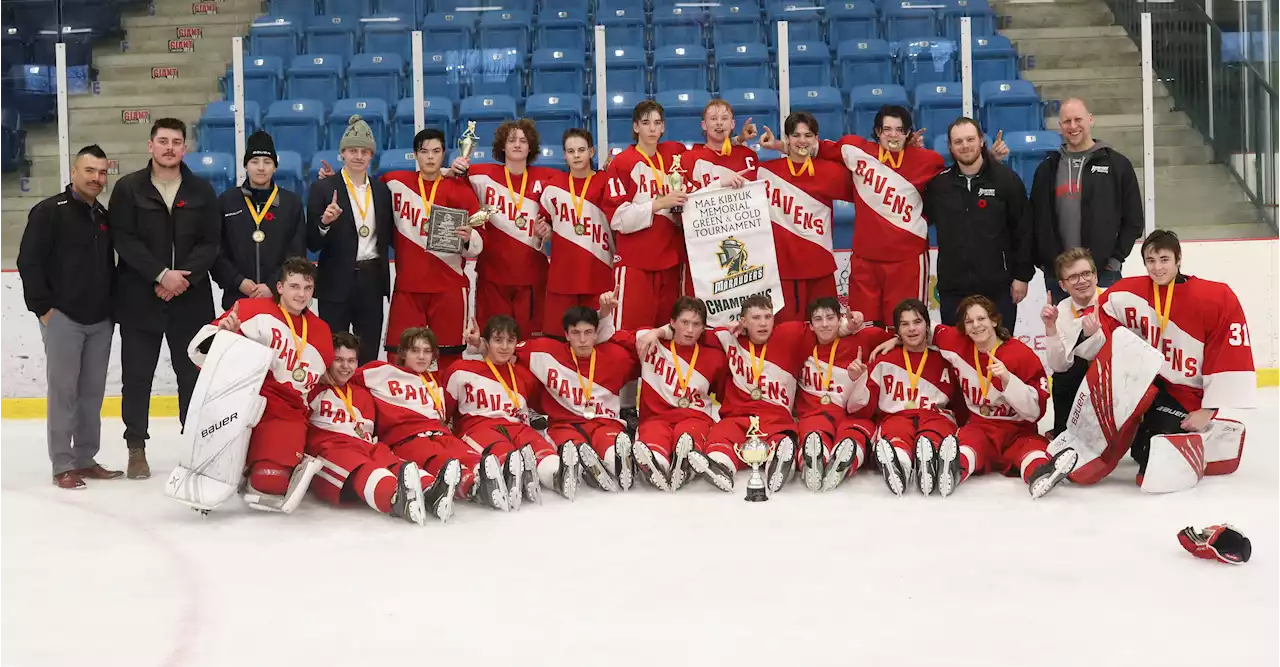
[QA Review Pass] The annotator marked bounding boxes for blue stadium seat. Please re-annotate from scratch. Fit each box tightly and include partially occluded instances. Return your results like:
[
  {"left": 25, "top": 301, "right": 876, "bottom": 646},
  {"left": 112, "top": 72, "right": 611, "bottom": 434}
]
[
  {"left": 657, "top": 89, "right": 712, "bottom": 145},
  {"left": 309, "top": 151, "right": 341, "bottom": 185},
  {"left": 590, "top": 91, "right": 647, "bottom": 146},
  {"left": 597, "top": 12, "right": 645, "bottom": 50},
  {"left": 422, "top": 12, "right": 475, "bottom": 52},
  {"left": 716, "top": 43, "right": 771, "bottom": 93},
  {"left": 827, "top": 1, "right": 878, "bottom": 44},
  {"left": 848, "top": 83, "right": 908, "bottom": 135},
  {"left": 5, "top": 64, "right": 54, "bottom": 123},
  {"left": 468, "top": 48, "right": 524, "bottom": 100},
  {"left": 348, "top": 53, "right": 403, "bottom": 106},
  {"left": 325, "top": 0, "right": 368, "bottom": 16},
  {"left": 832, "top": 199, "right": 854, "bottom": 248},
  {"left": 329, "top": 98, "right": 389, "bottom": 149},
  {"left": 604, "top": 143, "right": 629, "bottom": 161},
  {"left": 881, "top": 2, "right": 938, "bottom": 42},
  {"left": 913, "top": 82, "right": 962, "bottom": 145},
  {"left": 250, "top": 16, "right": 301, "bottom": 61},
  {"left": 376, "top": 146, "right": 417, "bottom": 177},
  {"left": 226, "top": 57, "right": 286, "bottom": 111},
  {"left": 274, "top": 150, "right": 305, "bottom": 193},
  {"left": 710, "top": 4, "right": 765, "bottom": 49},
  {"left": 478, "top": 11, "right": 532, "bottom": 55},
  {"left": 899, "top": 39, "right": 957, "bottom": 93},
  {"left": 268, "top": 0, "right": 316, "bottom": 25},
  {"left": 837, "top": 39, "right": 892, "bottom": 91},
  {"left": 392, "top": 96, "right": 455, "bottom": 146},
  {"left": 450, "top": 145, "right": 496, "bottom": 164},
  {"left": 721, "top": 88, "right": 779, "bottom": 122},
  {"left": 597, "top": 0, "right": 644, "bottom": 14},
  {"left": 784, "top": 41, "right": 832, "bottom": 89},
  {"left": 185, "top": 153, "right": 235, "bottom": 194},
  {"left": 972, "top": 35, "right": 1018, "bottom": 92},
  {"left": 941, "top": 0, "right": 996, "bottom": 40},
  {"left": 530, "top": 48, "right": 586, "bottom": 96},
  {"left": 286, "top": 54, "right": 345, "bottom": 105},
  {"left": 653, "top": 7, "right": 705, "bottom": 50},
  {"left": 377, "top": 0, "right": 420, "bottom": 21},
  {"left": 2, "top": 26, "right": 28, "bottom": 69},
  {"left": 305, "top": 15, "right": 359, "bottom": 60},
  {"left": 767, "top": 3, "right": 824, "bottom": 45},
  {"left": 537, "top": 144, "right": 565, "bottom": 164},
  {"left": 654, "top": 45, "right": 709, "bottom": 93},
  {"left": 459, "top": 94, "right": 518, "bottom": 139},
  {"left": 525, "top": 93, "right": 583, "bottom": 145},
  {"left": 1003, "top": 130, "right": 1060, "bottom": 186},
  {"left": 536, "top": 9, "right": 588, "bottom": 52},
  {"left": 603, "top": 46, "right": 647, "bottom": 94},
  {"left": 979, "top": 80, "right": 1042, "bottom": 134},
  {"left": 361, "top": 15, "right": 412, "bottom": 59},
  {"left": 932, "top": 133, "right": 952, "bottom": 163},
  {"left": 422, "top": 51, "right": 462, "bottom": 102},
  {"left": 790, "top": 86, "right": 844, "bottom": 138},
  {"left": 264, "top": 99, "right": 327, "bottom": 161},
  {"left": 540, "top": 0, "right": 589, "bottom": 13},
  {"left": 197, "top": 101, "right": 263, "bottom": 156}
]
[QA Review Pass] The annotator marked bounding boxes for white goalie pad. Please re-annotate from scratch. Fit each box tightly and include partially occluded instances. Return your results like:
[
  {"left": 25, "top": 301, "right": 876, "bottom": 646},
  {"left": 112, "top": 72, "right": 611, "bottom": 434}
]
[
  {"left": 243, "top": 455, "right": 322, "bottom": 513},
  {"left": 165, "top": 331, "right": 273, "bottom": 512},
  {"left": 1141, "top": 418, "right": 1247, "bottom": 494},
  {"left": 1047, "top": 328, "right": 1164, "bottom": 485}
]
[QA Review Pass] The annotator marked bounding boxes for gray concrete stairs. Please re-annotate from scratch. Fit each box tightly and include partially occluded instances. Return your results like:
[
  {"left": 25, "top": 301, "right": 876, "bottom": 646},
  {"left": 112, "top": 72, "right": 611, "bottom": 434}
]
[
  {"left": 996, "top": 0, "right": 1275, "bottom": 241},
  {"left": 0, "top": 0, "right": 261, "bottom": 267}
]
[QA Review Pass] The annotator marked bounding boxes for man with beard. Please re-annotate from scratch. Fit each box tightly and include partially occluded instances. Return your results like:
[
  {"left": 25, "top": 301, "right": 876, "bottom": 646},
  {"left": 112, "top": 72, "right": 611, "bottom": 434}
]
[{"left": 925, "top": 117, "right": 1033, "bottom": 333}]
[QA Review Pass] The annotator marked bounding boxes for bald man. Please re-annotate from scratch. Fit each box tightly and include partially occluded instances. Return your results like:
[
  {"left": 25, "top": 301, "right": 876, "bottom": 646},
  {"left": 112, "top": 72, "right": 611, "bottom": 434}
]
[{"left": 1029, "top": 98, "right": 1143, "bottom": 303}]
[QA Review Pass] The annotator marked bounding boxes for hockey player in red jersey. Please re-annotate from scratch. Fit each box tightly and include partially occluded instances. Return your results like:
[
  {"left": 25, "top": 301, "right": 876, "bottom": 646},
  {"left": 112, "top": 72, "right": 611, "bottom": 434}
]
[
  {"left": 794, "top": 296, "right": 893, "bottom": 492},
  {"left": 848, "top": 299, "right": 959, "bottom": 496},
  {"left": 306, "top": 332, "right": 459, "bottom": 524},
  {"left": 382, "top": 128, "right": 484, "bottom": 370},
  {"left": 190, "top": 257, "right": 334, "bottom": 506},
  {"left": 682, "top": 99, "right": 758, "bottom": 191},
  {"left": 601, "top": 100, "right": 693, "bottom": 329},
  {"left": 604, "top": 297, "right": 729, "bottom": 492},
  {"left": 452, "top": 119, "right": 556, "bottom": 336},
  {"left": 758, "top": 112, "right": 853, "bottom": 323},
  {"left": 538, "top": 128, "right": 616, "bottom": 337}
]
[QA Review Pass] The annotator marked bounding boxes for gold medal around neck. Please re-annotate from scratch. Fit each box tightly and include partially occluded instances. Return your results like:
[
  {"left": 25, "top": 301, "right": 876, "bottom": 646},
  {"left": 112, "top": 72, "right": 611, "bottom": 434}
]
[
  {"left": 750, "top": 387, "right": 763, "bottom": 401},
  {"left": 584, "top": 405, "right": 597, "bottom": 420},
  {"left": 574, "top": 223, "right": 586, "bottom": 235},
  {"left": 252, "top": 229, "right": 266, "bottom": 243},
  {"left": 515, "top": 214, "right": 528, "bottom": 230},
  {"left": 820, "top": 394, "right": 832, "bottom": 405},
  {"left": 358, "top": 225, "right": 372, "bottom": 238},
  {"left": 677, "top": 396, "right": 691, "bottom": 409},
  {"left": 292, "top": 367, "right": 307, "bottom": 382},
  {"left": 905, "top": 399, "right": 917, "bottom": 410}
]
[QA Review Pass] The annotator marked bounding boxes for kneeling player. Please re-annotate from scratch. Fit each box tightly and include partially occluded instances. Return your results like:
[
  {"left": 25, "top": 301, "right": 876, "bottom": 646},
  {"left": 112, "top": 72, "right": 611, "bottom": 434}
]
[{"left": 306, "top": 332, "right": 458, "bottom": 524}]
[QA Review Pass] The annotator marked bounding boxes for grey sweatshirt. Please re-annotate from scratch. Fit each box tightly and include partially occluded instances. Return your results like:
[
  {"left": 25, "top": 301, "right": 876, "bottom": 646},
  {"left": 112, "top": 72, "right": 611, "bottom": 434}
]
[{"left": 1054, "top": 141, "right": 1107, "bottom": 263}]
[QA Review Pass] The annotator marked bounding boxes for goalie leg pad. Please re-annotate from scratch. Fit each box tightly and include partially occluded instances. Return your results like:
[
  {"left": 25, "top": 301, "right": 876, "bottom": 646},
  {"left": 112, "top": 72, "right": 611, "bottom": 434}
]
[
  {"left": 1201, "top": 415, "right": 1247, "bottom": 477},
  {"left": 1140, "top": 433, "right": 1205, "bottom": 494},
  {"left": 245, "top": 455, "right": 322, "bottom": 513}
]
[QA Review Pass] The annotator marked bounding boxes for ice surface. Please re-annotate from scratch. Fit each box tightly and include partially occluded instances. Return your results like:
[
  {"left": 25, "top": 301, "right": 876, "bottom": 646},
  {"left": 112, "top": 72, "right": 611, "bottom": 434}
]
[{"left": 3, "top": 393, "right": 1278, "bottom": 667}]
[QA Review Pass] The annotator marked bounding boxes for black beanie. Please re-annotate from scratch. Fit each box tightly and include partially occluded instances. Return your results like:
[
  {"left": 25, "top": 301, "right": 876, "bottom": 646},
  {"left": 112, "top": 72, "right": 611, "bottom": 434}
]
[{"left": 244, "top": 130, "right": 277, "bottom": 166}]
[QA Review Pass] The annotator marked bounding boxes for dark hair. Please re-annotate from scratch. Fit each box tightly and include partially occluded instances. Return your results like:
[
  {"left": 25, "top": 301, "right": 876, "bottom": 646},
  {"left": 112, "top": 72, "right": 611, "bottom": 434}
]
[
  {"left": 806, "top": 296, "right": 842, "bottom": 320},
  {"left": 784, "top": 111, "right": 819, "bottom": 137},
  {"left": 493, "top": 119, "right": 540, "bottom": 163},
  {"left": 956, "top": 295, "right": 1011, "bottom": 341},
  {"left": 671, "top": 296, "right": 708, "bottom": 325},
  {"left": 562, "top": 127, "right": 594, "bottom": 148},
  {"left": 872, "top": 105, "right": 913, "bottom": 139},
  {"left": 76, "top": 144, "right": 107, "bottom": 160},
  {"left": 482, "top": 314, "right": 521, "bottom": 342},
  {"left": 278, "top": 256, "right": 316, "bottom": 283},
  {"left": 561, "top": 306, "right": 600, "bottom": 332},
  {"left": 1141, "top": 229, "right": 1182, "bottom": 263},
  {"left": 1054, "top": 247, "right": 1096, "bottom": 280},
  {"left": 893, "top": 298, "right": 931, "bottom": 331},
  {"left": 398, "top": 326, "right": 438, "bottom": 358},
  {"left": 946, "top": 116, "right": 992, "bottom": 163},
  {"left": 739, "top": 294, "right": 774, "bottom": 318},
  {"left": 332, "top": 332, "right": 361, "bottom": 354},
  {"left": 413, "top": 128, "right": 446, "bottom": 153},
  {"left": 631, "top": 100, "right": 665, "bottom": 141},
  {"left": 150, "top": 117, "right": 187, "bottom": 140}
]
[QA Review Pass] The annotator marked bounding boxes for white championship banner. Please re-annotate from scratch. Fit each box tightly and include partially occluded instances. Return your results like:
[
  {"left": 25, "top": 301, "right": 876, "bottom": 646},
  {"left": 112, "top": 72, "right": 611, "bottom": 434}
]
[{"left": 682, "top": 180, "right": 785, "bottom": 327}]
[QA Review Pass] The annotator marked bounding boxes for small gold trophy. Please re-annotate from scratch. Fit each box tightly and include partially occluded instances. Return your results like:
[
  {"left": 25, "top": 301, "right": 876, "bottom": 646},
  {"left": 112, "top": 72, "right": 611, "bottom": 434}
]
[
  {"left": 665, "top": 154, "right": 688, "bottom": 194},
  {"left": 465, "top": 204, "right": 496, "bottom": 229},
  {"left": 733, "top": 416, "right": 775, "bottom": 502},
  {"left": 457, "top": 121, "right": 479, "bottom": 175}
]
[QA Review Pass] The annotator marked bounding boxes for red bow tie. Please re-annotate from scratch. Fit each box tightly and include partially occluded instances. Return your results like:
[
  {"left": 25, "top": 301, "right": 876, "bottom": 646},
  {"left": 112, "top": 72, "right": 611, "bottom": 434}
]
[{"left": 1075, "top": 305, "right": 1096, "bottom": 318}]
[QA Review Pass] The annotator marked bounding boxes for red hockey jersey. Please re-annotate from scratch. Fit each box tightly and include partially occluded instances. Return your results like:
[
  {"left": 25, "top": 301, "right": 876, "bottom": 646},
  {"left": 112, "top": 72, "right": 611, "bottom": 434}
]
[
  {"left": 757, "top": 157, "right": 853, "bottom": 280},
  {"left": 516, "top": 338, "right": 639, "bottom": 425},
  {"left": 931, "top": 325, "right": 1048, "bottom": 425},
  {"left": 466, "top": 163, "right": 556, "bottom": 286},
  {"left": 684, "top": 143, "right": 759, "bottom": 192},
  {"left": 796, "top": 326, "right": 894, "bottom": 418},
  {"left": 305, "top": 381, "right": 379, "bottom": 454},
  {"left": 1100, "top": 275, "right": 1256, "bottom": 411},
  {"left": 601, "top": 142, "right": 688, "bottom": 271},
  {"left": 353, "top": 360, "right": 453, "bottom": 446},
  {"left": 539, "top": 170, "right": 615, "bottom": 295},
  {"left": 382, "top": 170, "right": 482, "bottom": 293},
  {"left": 191, "top": 297, "right": 333, "bottom": 417},
  {"left": 609, "top": 328, "right": 729, "bottom": 423},
  {"left": 709, "top": 320, "right": 817, "bottom": 423},
  {"left": 443, "top": 358, "right": 544, "bottom": 433},
  {"left": 850, "top": 346, "right": 957, "bottom": 419},
  {"left": 818, "top": 136, "right": 943, "bottom": 261}
]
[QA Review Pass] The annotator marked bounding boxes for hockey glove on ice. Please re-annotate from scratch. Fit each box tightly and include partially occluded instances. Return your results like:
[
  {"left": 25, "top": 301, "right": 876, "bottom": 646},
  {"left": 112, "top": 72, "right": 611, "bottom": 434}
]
[{"left": 1178, "top": 524, "right": 1251, "bottom": 565}]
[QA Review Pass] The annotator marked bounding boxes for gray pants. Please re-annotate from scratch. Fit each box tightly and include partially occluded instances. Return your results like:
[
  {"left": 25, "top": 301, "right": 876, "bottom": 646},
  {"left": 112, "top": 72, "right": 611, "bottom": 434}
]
[{"left": 38, "top": 311, "right": 113, "bottom": 475}]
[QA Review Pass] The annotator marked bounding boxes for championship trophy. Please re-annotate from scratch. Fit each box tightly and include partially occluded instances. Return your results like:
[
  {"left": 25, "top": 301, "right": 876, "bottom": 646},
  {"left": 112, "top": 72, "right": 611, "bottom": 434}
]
[
  {"left": 456, "top": 120, "right": 479, "bottom": 175},
  {"left": 665, "top": 154, "right": 688, "bottom": 193},
  {"left": 467, "top": 204, "right": 496, "bottom": 228},
  {"left": 733, "top": 416, "right": 775, "bottom": 502}
]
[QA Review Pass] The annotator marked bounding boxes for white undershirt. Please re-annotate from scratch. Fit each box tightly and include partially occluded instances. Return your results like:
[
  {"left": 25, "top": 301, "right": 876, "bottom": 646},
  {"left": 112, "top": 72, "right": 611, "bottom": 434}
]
[{"left": 348, "top": 177, "right": 378, "bottom": 261}]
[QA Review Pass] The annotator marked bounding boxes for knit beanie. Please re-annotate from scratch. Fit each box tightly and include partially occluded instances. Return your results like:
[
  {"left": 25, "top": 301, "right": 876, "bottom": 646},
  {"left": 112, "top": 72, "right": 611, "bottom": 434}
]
[
  {"left": 244, "top": 130, "right": 277, "bottom": 166},
  {"left": 339, "top": 115, "right": 376, "bottom": 151}
]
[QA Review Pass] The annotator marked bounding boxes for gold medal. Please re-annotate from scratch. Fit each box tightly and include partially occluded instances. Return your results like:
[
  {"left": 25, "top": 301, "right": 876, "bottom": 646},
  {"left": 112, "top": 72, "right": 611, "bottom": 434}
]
[
  {"left": 279, "top": 305, "right": 309, "bottom": 385},
  {"left": 820, "top": 394, "right": 832, "bottom": 405},
  {"left": 292, "top": 367, "right": 307, "bottom": 382},
  {"left": 358, "top": 225, "right": 372, "bottom": 238},
  {"left": 747, "top": 340, "right": 768, "bottom": 404},
  {"left": 515, "top": 214, "right": 528, "bottom": 229},
  {"left": 980, "top": 405, "right": 991, "bottom": 417},
  {"left": 905, "top": 399, "right": 917, "bottom": 410},
  {"left": 574, "top": 223, "right": 586, "bottom": 235},
  {"left": 677, "top": 396, "right": 691, "bottom": 409},
  {"left": 251, "top": 229, "right": 266, "bottom": 243},
  {"left": 504, "top": 166, "right": 529, "bottom": 230},
  {"left": 751, "top": 387, "right": 763, "bottom": 401},
  {"left": 244, "top": 185, "right": 278, "bottom": 247},
  {"left": 669, "top": 341, "right": 700, "bottom": 411},
  {"left": 584, "top": 405, "right": 597, "bottom": 420}
]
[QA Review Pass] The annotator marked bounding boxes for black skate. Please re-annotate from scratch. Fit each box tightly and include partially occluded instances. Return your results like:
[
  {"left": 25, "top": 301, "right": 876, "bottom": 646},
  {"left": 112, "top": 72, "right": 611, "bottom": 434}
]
[
  {"left": 669, "top": 433, "right": 696, "bottom": 491},
  {"left": 472, "top": 447, "right": 509, "bottom": 511},
  {"left": 621, "top": 406, "right": 640, "bottom": 437},
  {"left": 631, "top": 440, "right": 671, "bottom": 491},
  {"left": 423, "top": 458, "right": 461, "bottom": 523},
  {"left": 578, "top": 442, "right": 620, "bottom": 492},
  {"left": 765, "top": 436, "right": 796, "bottom": 494},
  {"left": 820, "top": 438, "right": 857, "bottom": 491},
  {"left": 874, "top": 438, "right": 908, "bottom": 497},
  {"left": 687, "top": 449, "right": 735, "bottom": 492},
  {"left": 553, "top": 441, "right": 580, "bottom": 500},
  {"left": 914, "top": 436, "right": 937, "bottom": 496},
  {"left": 1028, "top": 448, "right": 1078, "bottom": 499},
  {"left": 936, "top": 435, "right": 962, "bottom": 498},
  {"left": 800, "top": 432, "right": 826, "bottom": 492},
  {"left": 504, "top": 451, "right": 524, "bottom": 511},
  {"left": 390, "top": 461, "right": 428, "bottom": 526},
  {"left": 520, "top": 444, "right": 542, "bottom": 505},
  {"left": 614, "top": 431, "right": 634, "bottom": 492}
]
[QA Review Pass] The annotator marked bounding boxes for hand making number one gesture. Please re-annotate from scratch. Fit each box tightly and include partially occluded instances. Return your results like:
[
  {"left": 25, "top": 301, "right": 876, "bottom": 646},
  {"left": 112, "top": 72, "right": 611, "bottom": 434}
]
[{"left": 321, "top": 191, "right": 343, "bottom": 226}]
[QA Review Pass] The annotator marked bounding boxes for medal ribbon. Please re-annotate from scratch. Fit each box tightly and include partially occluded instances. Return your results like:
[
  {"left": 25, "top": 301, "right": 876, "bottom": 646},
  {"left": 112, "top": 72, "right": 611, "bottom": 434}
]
[
  {"left": 1071, "top": 287, "right": 1103, "bottom": 319},
  {"left": 811, "top": 339, "right": 839, "bottom": 392},
  {"left": 669, "top": 341, "right": 700, "bottom": 396},
  {"left": 418, "top": 372, "right": 445, "bottom": 413},
  {"left": 568, "top": 173, "right": 594, "bottom": 222},
  {"left": 486, "top": 359, "right": 522, "bottom": 410},
  {"left": 748, "top": 341, "right": 768, "bottom": 389},
  {"left": 278, "top": 305, "right": 308, "bottom": 373},
  {"left": 570, "top": 349, "right": 597, "bottom": 409},
  {"left": 637, "top": 148, "right": 667, "bottom": 193},
  {"left": 243, "top": 185, "right": 279, "bottom": 233},
  {"left": 417, "top": 172, "right": 443, "bottom": 218},
  {"left": 342, "top": 169, "right": 371, "bottom": 220},
  {"left": 972, "top": 342, "right": 1002, "bottom": 404},
  {"left": 903, "top": 347, "right": 929, "bottom": 398},
  {"left": 720, "top": 137, "right": 733, "bottom": 157},
  {"left": 877, "top": 146, "right": 904, "bottom": 169},
  {"left": 334, "top": 383, "right": 359, "bottom": 424},
  {"left": 787, "top": 156, "right": 815, "bottom": 177},
  {"left": 504, "top": 167, "right": 529, "bottom": 221},
  {"left": 1153, "top": 281, "right": 1175, "bottom": 343}
]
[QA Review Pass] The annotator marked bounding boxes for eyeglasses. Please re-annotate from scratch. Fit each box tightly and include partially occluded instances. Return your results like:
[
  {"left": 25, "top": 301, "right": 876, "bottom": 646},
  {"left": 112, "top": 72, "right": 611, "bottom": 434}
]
[{"left": 1064, "top": 270, "right": 1095, "bottom": 284}]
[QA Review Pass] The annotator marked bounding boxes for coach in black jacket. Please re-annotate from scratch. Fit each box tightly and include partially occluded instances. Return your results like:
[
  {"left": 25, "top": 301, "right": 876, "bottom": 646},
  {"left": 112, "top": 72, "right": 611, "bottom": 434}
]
[
  {"left": 306, "top": 116, "right": 393, "bottom": 363},
  {"left": 925, "top": 118, "right": 1033, "bottom": 334},
  {"left": 109, "top": 118, "right": 219, "bottom": 478}
]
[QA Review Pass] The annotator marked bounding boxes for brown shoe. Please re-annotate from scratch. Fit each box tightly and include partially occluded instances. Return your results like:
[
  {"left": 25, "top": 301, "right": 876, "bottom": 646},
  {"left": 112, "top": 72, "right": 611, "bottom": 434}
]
[
  {"left": 127, "top": 448, "right": 150, "bottom": 480},
  {"left": 77, "top": 463, "right": 124, "bottom": 480},
  {"left": 54, "top": 471, "right": 86, "bottom": 490}
]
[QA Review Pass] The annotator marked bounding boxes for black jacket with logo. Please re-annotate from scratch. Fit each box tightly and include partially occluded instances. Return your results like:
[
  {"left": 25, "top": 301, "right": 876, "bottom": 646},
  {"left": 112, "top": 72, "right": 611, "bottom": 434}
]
[
  {"left": 925, "top": 157, "right": 1034, "bottom": 295},
  {"left": 211, "top": 182, "right": 307, "bottom": 310},
  {"left": 17, "top": 185, "right": 117, "bottom": 325},
  {"left": 1029, "top": 144, "right": 1144, "bottom": 272}
]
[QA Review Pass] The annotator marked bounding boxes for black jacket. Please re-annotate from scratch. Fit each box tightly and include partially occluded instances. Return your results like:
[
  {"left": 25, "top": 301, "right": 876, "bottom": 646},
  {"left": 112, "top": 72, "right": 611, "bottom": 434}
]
[
  {"left": 306, "top": 172, "right": 393, "bottom": 302},
  {"left": 211, "top": 182, "right": 307, "bottom": 310},
  {"left": 1029, "top": 144, "right": 1144, "bottom": 272},
  {"left": 925, "top": 157, "right": 1034, "bottom": 294},
  {"left": 109, "top": 161, "right": 220, "bottom": 331},
  {"left": 17, "top": 185, "right": 117, "bottom": 325}
]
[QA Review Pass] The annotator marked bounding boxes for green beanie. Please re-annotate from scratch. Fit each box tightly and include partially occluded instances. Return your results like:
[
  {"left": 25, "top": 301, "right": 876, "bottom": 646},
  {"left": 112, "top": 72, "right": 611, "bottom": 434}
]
[{"left": 339, "top": 115, "right": 376, "bottom": 151}]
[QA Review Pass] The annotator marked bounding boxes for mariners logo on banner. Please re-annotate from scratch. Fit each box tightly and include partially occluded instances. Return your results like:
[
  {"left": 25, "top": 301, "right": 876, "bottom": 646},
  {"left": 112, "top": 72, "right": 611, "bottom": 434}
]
[{"left": 683, "top": 181, "right": 784, "bottom": 326}]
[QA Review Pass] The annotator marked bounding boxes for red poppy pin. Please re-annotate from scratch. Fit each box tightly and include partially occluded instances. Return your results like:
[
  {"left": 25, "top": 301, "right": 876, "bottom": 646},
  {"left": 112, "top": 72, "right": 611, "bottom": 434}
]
[
  {"left": 977, "top": 199, "right": 987, "bottom": 209},
  {"left": 176, "top": 200, "right": 186, "bottom": 208},
  {"left": 264, "top": 212, "right": 275, "bottom": 221}
]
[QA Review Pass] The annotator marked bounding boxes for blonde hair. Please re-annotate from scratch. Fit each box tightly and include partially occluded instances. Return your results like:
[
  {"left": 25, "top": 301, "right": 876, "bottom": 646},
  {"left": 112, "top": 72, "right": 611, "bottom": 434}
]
[{"left": 1053, "top": 247, "right": 1096, "bottom": 280}]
